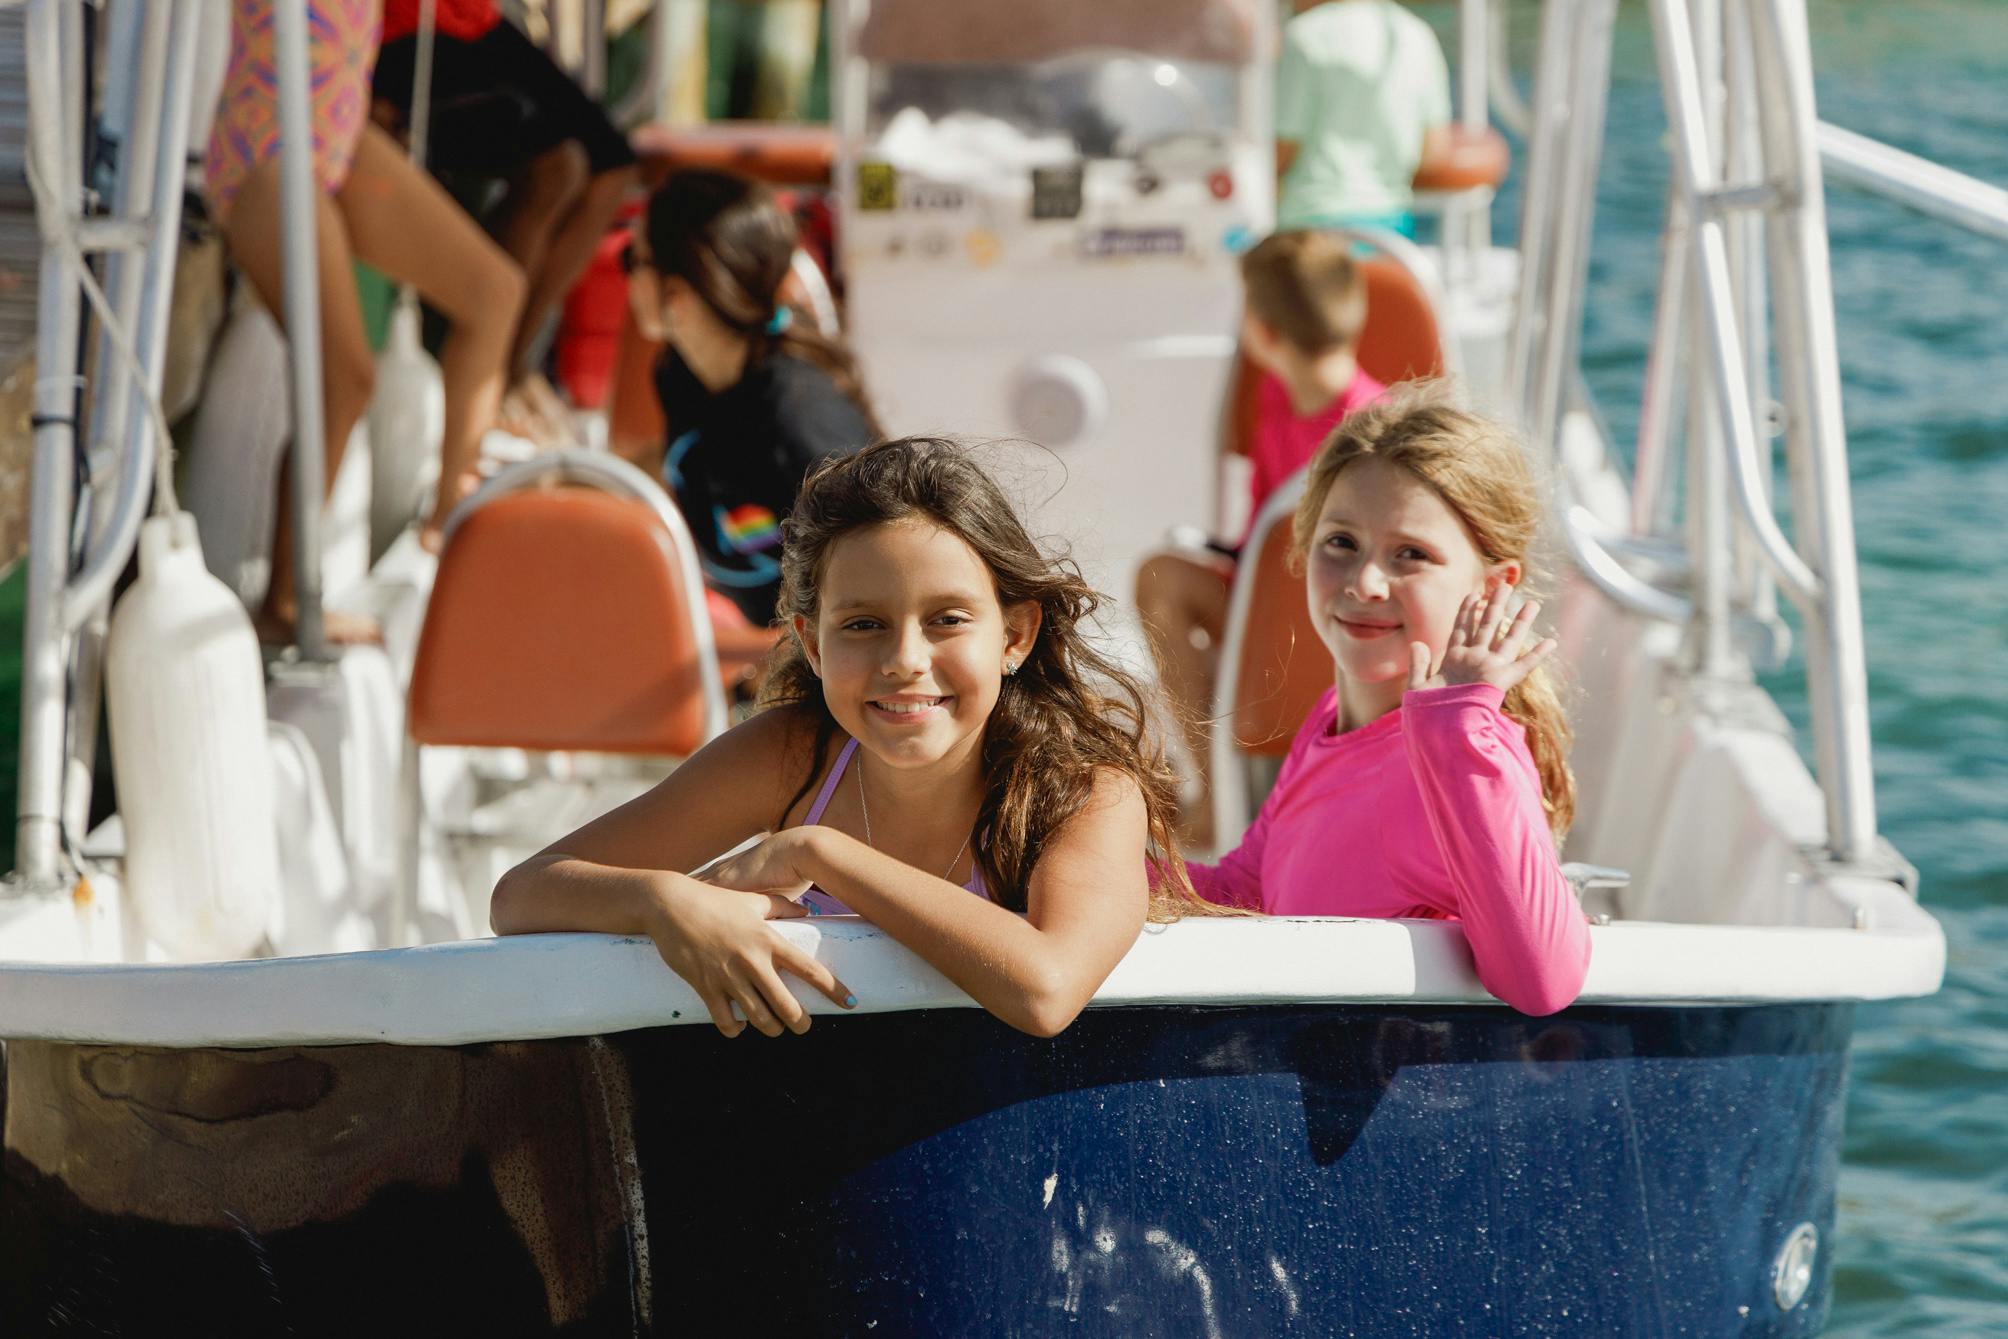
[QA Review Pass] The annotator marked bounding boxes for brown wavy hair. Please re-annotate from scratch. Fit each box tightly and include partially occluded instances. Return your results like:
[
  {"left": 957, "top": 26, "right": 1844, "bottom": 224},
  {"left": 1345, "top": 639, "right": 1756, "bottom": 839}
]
[
  {"left": 1290, "top": 381, "right": 1577, "bottom": 835},
  {"left": 761, "top": 437, "right": 1205, "bottom": 918},
  {"left": 642, "top": 168, "right": 880, "bottom": 431}
]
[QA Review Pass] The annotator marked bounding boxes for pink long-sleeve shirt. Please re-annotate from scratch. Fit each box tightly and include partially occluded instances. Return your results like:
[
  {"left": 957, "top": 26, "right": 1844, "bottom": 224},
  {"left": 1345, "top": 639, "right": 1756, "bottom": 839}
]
[{"left": 1190, "top": 683, "right": 1591, "bottom": 1015}]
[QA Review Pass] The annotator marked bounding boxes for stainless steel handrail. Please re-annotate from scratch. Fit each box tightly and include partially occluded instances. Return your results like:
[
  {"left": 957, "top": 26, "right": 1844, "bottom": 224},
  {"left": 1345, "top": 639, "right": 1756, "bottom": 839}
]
[
  {"left": 1748, "top": 0, "right": 1877, "bottom": 861},
  {"left": 1654, "top": 0, "right": 1824, "bottom": 609},
  {"left": 15, "top": 0, "right": 84, "bottom": 888},
  {"left": 1818, "top": 121, "right": 2008, "bottom": 244},
  {"left": 60, "top": 0, "right": 200, "bottom": 634},
  {"left": 1637, "top": 0, "right": 1878, "bottom": 862}
]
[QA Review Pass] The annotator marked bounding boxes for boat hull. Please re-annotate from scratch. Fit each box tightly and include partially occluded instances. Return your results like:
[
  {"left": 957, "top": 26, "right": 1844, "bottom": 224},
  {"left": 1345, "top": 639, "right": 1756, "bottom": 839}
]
[{"left": 2, "top": 1001, "right": 1850, "bottom": 1336}]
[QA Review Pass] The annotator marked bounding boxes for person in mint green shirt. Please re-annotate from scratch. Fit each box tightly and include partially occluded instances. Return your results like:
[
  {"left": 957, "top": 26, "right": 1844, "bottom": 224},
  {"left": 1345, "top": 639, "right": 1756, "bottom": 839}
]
[{"left": 1275, "top": 0, "right": 1454, "bottom": 238}]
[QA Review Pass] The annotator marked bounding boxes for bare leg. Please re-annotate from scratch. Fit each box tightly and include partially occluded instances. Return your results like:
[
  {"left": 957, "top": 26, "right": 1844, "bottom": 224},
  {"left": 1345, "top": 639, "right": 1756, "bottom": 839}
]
[
  {"left": 223, "top": 162, "right": 383, "bottom": 646},
  {"left": 1136, "top": 552, "right": 1233, "bottom": 847},
  {"left": 337, "top": 124, "right": 526, "bottom": 542},
  {"left": 491, "top": 143, "right": 593, "bottom": 378},
  {"left": 507, "top": 162, "right": 638, "bottom": 380}
]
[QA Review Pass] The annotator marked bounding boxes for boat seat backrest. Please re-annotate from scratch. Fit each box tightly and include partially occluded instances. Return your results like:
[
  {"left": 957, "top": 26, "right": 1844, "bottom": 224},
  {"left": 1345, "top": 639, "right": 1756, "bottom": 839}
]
[
  {"left": 1354, "top": 252, "right": 1447, "bottom": 387},
  {"left": 408, "top": 486, "right": 714, "bottom": 756},
  {"left": 1226, "top": 500, "right": 1327, "bottom": 757}
]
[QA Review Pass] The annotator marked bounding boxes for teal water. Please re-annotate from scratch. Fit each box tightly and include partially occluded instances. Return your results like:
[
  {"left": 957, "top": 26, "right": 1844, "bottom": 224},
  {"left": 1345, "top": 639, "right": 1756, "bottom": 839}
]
[
  {"left": 2, "top": 2, "right": 2002, "bottom": 1330},
  {"left": 1463, "top": 1, "right": 2008, "bottom": 1330}
]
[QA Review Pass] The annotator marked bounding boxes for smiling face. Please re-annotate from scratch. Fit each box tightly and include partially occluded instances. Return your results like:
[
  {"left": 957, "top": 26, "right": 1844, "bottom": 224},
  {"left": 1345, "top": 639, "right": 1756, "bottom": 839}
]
[
  {"left": 1304, "top": 456, "right": 1518, "bottom": 725},
  {"left": 794, "top": 520, "right": 1040, "bottom": 773}
]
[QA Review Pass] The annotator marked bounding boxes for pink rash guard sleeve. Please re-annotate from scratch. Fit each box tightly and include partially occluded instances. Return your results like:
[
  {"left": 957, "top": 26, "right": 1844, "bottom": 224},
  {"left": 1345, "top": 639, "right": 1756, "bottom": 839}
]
[{"left": 1400, "top": 683, "right": 1591, "bottom": 1015}]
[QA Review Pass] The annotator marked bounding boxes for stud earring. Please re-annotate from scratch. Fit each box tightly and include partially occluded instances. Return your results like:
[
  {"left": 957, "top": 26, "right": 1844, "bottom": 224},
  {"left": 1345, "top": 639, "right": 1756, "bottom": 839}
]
[{"left": 1004, "top": 661, "right": 1019, "bottom": 676}]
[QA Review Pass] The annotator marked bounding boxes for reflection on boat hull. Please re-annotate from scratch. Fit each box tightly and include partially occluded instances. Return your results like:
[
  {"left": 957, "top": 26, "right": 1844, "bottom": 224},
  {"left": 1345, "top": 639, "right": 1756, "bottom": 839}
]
[{"left": 1, "top": 1002, "right": 1848, "bottom": 1335}]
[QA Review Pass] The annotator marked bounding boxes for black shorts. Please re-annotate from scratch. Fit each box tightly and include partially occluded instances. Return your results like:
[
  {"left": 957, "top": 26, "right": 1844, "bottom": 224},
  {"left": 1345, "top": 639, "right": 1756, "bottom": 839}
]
[{"left": 373, "top": 22, "right": 637, "bottom": 178}]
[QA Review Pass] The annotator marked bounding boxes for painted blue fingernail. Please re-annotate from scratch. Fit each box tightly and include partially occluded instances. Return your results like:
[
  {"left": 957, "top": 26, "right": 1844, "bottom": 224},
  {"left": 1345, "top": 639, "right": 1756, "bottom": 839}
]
[{"left": 844, "top": 994, "right": 858, "bottom": 1008}]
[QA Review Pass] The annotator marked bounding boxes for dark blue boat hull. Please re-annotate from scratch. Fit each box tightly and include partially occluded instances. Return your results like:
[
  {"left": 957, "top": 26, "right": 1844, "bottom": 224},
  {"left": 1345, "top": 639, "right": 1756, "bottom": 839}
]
[{"left": 1, "top": 1002, "right": 1849, "bottom": 1336}]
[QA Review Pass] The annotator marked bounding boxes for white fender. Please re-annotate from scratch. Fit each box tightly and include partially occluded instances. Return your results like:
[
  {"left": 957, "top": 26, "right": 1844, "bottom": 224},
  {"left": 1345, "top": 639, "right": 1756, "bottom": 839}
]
[
  {"left": 106, "top": 512, "right": 280, "bottom": 960},
  {"left": 183, "top": 300, "right": 290, "bottom": 605}
]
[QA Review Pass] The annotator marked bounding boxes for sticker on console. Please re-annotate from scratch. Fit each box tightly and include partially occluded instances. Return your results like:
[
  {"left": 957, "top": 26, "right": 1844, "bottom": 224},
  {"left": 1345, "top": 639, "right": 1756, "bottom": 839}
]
[
  {"left": 1080, "top": 226, "right": 1187, "bottom": 259},
  {"left": 1030, "top": 163, "right": 1085, "bottom": 220},
  {"left": 856, "top": 161, "right": 898, "bottom": 213}
]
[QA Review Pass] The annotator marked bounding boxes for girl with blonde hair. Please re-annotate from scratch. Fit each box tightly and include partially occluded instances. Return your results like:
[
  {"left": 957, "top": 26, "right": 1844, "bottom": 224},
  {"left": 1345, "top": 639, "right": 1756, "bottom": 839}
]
[{"left": 1189, "top": 381, "right": 1591, "bottom": 1015}]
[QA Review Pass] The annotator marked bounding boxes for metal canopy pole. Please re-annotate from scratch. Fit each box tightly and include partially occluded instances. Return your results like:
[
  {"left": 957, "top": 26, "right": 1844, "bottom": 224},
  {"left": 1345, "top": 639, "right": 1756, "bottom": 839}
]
[
  {"left": 61, "top": 0, "right": 168, "bottom": 848},
  {"left": 1506, "top": 0, "right": 1578, "bottom": 417},
  {"left": 1529, "top": 0, "right": 1616, "bottom": 457},
  {"left": 61, "top": 0, "right": 204, "bottom": 841},
  {"left": 14, "top": 0, "right": 85, "bottom": 887},
  {"left": 1649, "top": 0, "right": 1878, "bottom": 862},
  {"left": 273, "top": 0, "right": 330, "bottom": 660},
  {"left": 62, "top": 0, "right": 201, "bottom": 633},
  {"left": 1748, "top": 0, "right": 1878, "bottom": 862}
]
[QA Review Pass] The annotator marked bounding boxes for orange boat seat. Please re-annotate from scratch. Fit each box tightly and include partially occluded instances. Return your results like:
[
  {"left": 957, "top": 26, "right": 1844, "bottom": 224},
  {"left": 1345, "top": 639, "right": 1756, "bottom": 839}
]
[
  {"left": 1223, "top": 501, "right": 1328, "bottom": 761},
  {"left": 409, "top": 485, "right": 722, "bottom": 757}
]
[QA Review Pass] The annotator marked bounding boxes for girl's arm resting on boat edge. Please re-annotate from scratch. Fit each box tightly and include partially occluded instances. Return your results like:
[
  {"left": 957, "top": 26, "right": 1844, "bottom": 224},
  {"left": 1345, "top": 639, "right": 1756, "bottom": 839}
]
[
  {"left": 492, "top": 855, "right": 853, "bottom": 1038},
  {"left": 709, "top": 770, "right": 1150, "bottom": 1038},
  {"left": 489, "top": 709, "right": 854, "bottom": 1037},
  {"left": 1400, "top": 683, "right": 1590, "bottom": 1016}
]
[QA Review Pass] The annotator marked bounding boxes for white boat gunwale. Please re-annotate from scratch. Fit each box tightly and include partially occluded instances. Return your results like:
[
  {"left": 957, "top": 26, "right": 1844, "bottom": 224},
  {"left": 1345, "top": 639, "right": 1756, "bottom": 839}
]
[{"left": 0, "top": 899, "right": 1944, "bottom": 1049}]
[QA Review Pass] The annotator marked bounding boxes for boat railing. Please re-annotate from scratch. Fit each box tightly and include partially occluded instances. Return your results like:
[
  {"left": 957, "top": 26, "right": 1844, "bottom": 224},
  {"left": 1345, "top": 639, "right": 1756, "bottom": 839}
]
[
  {"left": 1506, "top": 0, "right": 1886, "bottom": 868},
  {"left": 1816, "top": 121, "right": 2008, "bottom": 244},
  {"left": 13, "top": 0, "right": 211, "bottom": 891},
  {"left": 14, "top": 0, "right": 338, "bottom": 897}
]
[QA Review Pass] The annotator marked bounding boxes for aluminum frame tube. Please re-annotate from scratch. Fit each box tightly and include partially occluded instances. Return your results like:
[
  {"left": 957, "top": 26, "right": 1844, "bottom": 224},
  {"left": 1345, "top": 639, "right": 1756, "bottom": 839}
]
[
  {"left": 62, "top": 0, "right": 205, "bottom": 842},
  {"left": 1487, "top": 0, "right": 1531, "bottom": 136},
  {"left": 1459, "top": 0, "right": 1488, "bottom": 131},
  {"left": 1685, "top": 0, "right": 1730, "bottom": 677},
  {"left": 1654, "top": 0, "right": 1823, "bottom": 609},
  {"left": 83, "top": 1, "right": 167, "bottom": 488},
  {"left": 1749, "top": 0, "right": 1878, "bottom": 861},
  {"left": 1562, "top": 505, "right": 1694, "bottom": 625},
  {"left": 1506, "top": 0, "right": 1577, "bottom": 413},
  {"left": 1818, "top": 121, "right": 2008, "bottom": 244},
  {"left": 62, "top": 0, "right": 202, "bottom": 635},
  {"left": 1722, "top": 0, "right": 1779, "bottom": 628},
  {"left": 15, "top": 0, "right": 84, "bottom": 887},
  {"left": 1685, "top": 262, "right": 1735, "bottom": 674},
  {"left": 1452, "top": 0, "right": 1491, "bottom": 260},
  {"left": 62, "top": 0, "right": 163, "bottom": 848},
  {"left": 1631, "top": 194, "right": 1690, "bottom": 537},
  {"left": 274, "top": 0, "right": 330, "bottom": 660},
  {"left": 1529, "top": 0, "right": 1616, "bottom": 457}
]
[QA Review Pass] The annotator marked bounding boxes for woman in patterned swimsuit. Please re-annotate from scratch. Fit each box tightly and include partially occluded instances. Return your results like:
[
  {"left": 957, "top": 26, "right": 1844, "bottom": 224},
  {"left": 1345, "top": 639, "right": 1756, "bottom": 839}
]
[{"left": 206, "top": 0, "right": 524, "bottom": 641}]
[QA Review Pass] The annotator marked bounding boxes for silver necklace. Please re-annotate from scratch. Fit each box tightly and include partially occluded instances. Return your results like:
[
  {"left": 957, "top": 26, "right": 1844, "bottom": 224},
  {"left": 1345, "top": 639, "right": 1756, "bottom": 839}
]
[{"left": 856, "top": 756, "right": 973, "bottom": 882}]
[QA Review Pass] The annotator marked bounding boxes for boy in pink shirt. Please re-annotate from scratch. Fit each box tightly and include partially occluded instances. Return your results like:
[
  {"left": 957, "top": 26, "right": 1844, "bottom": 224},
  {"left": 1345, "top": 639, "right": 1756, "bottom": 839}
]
[
  {"left": 1136, "top": 231, "right": 1386, "bottom": 846},
  {"left": 1188, "top": 384, "right": 1591, "bottom": 1015}
]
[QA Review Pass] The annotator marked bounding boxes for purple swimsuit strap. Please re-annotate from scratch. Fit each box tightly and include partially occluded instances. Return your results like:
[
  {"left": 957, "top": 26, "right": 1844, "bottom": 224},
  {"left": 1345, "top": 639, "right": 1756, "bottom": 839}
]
[
  {"left": 801, "top": 738, "right": 860, "bottom": 826},
  {"left": 794, "top": 737, "right": 989, "bottom": 909}
]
